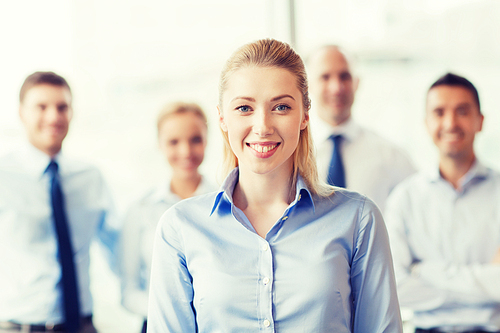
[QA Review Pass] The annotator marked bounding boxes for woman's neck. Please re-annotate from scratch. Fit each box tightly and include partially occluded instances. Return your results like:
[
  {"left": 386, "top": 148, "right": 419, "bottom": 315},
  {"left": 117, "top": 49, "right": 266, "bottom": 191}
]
[
  {"left": 170, "top": 172, "right": 202, "bottom": 199},
  {"left": 233, "top": 165, "right": 295, "bottom": 238}
]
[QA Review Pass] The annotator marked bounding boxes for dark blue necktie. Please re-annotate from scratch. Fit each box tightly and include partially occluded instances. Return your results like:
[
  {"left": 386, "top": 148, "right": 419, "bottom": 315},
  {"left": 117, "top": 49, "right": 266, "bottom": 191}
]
[
  {"left": 327, "top": 135, "right": 346, "bottom": 188},
  {"left": 46, "top": 161, "right": 80, "bottom": 332}
]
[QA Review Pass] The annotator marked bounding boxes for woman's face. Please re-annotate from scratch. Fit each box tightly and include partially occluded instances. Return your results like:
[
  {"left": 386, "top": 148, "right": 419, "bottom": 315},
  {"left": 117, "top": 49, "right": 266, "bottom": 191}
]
[
  {"left": 219, "top": 66, "right": 308, "bottom": 177},
  {"left": 158, "top": 112, "right": 207, "bottom": 178}
]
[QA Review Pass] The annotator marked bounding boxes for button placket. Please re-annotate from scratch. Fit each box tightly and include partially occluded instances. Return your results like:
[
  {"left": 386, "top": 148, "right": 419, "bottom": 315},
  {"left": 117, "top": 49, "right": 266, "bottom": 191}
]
[{"left": 259, "top": 239, "right": 274, "bottom": 330}]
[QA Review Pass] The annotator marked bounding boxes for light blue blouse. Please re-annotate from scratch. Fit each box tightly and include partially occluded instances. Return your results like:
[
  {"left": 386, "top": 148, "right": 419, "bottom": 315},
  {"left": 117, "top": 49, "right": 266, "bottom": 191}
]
[{"left": 147, "top": 168, "right": 402, "bottom": 332}]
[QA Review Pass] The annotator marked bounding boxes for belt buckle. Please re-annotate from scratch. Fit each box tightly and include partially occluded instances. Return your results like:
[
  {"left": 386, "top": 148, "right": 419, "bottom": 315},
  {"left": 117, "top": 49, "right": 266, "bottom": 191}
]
[{"left": 45, "top": 322, "right": 56, "bottom": 331}]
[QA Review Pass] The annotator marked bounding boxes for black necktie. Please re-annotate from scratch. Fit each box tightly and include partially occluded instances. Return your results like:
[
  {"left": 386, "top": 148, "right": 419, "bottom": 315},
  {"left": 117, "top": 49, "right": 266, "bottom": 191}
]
[
  {"left": 327, "top": 135, "right": 346, "bottom": 188},
  {"left": 46, "top": 161, "right": 80, "bottom": 332}
]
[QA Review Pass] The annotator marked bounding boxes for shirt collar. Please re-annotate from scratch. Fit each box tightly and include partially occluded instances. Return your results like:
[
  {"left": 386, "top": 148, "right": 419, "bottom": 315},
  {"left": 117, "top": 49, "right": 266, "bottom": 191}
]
[
  {"left": 211, "top": 168, "right": 239, "bottom": 215},
  {"left": 210, "top": 167, "right": 315, "bottom": 216},
  {"left": 313, "top": 116, "right": 361, "bottom": 144},
  {"left": 459, "top": 160, "right": 489, "bottom": 187},
  {"left": 151, "top": 176, "right": 212, "bottom": 204},
  {"left": 150, "top": 179, "right": 178, "bottom": 204},
  {"left": 427, "top": 159, "right": 489, "bottom": 186},
  {"left": 20, "top": 143, "right": 60, "bottom": 180}
]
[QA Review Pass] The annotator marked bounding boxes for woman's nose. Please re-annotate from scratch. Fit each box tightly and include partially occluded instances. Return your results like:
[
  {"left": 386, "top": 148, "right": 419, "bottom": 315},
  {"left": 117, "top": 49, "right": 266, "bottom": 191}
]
[{"left": 253, "top": 110, "right": 273, "bottom": 137}]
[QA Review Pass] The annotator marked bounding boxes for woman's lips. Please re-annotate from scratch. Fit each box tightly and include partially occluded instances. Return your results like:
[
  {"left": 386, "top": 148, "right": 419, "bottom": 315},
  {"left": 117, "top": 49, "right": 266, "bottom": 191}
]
[{"left": 247, "top": 142, "right": 281, "bottom": 158}]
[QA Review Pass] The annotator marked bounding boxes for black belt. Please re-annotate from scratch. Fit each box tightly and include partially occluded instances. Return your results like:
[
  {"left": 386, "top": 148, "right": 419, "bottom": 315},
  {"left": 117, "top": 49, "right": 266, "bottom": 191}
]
[
  {"left": 0, "top": 315, "right": 92, "bottom": 332},
  {"left": 416, "top": 328, "right": 499, "bottom": 333}
]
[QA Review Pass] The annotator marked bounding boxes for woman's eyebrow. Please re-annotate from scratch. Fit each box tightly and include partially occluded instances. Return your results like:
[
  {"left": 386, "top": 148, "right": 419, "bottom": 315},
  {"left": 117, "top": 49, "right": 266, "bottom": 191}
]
[
  {"left": 271, "top": 94, "right": 295, "bottom": 102},
  {"left": 230, "top": 96, "right": 255, "bottom": 103}
]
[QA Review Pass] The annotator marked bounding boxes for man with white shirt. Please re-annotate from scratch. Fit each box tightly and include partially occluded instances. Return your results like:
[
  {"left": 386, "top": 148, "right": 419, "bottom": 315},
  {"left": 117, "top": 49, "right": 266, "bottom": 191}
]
[
  {"left": 0, "top": 72, "right": 119, "bottom": 333},
  {"left": 385, "top": 73, "right": 500, "bottom": 333},
  {"left": 307, "top": 45, "right": 415, "bottom": 212}
]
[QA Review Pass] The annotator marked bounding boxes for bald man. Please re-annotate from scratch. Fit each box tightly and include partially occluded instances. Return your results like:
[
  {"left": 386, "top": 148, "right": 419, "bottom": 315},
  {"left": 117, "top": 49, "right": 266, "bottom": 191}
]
[{"left": 308, "top": 45, "right": 415, "bottom": 212}]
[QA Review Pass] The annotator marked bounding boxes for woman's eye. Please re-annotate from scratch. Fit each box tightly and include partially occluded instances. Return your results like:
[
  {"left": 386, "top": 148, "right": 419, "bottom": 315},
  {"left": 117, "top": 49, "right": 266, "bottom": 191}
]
[
  {"left": 237, "top": 105, "right": 251, "bottom": 113},
  {"left": 191, "top": 136, "right": 203, "bottom": 144},
  {"left": 275, "top": 104, "right": 290, "bottom": 112}
]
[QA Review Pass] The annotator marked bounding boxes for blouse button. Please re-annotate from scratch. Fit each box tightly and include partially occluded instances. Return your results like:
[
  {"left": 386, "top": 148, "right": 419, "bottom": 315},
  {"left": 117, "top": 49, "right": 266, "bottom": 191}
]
[
  {"left": 263, "top": 277, "right": 270, "bottom": 285},
  {"left": 263, "top": 319, "right": 271, "bottom": 327}
]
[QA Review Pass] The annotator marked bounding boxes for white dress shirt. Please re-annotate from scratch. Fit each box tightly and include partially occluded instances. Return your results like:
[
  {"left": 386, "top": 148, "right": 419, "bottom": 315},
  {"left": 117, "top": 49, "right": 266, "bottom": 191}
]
[
  {"left": 385, "top": 160, "right": 500, "bottom": 331},
  {"left": 312, "top": 117, "right": 416, "bottom": 212},
  {"left": 119, "top": 177, "right": 216, "bottom": 317},
  {"left": 0, "top": 145, "right": 119, "bottom": 325}
]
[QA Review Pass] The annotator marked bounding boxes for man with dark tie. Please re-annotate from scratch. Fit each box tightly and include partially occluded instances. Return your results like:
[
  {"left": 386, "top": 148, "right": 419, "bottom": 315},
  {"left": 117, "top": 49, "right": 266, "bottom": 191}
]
[
  {"left": 0, "top": 72, "right": 119, "bottom": 333},
  {"left": 307, "top": 45, "right": 415, "bottom": 212},
  {"left": 385, "top": 73, "right": 500, "bottom": 332}
]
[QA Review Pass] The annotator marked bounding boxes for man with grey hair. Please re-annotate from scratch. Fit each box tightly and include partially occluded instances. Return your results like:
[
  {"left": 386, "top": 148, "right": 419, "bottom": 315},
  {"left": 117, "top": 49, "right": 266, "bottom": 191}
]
[{"left": 307, "top": 45, "right": 415, "bottom": 212}]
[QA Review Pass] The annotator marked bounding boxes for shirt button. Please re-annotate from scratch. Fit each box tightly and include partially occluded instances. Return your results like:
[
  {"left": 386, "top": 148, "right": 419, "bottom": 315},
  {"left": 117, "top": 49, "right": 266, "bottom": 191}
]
[
  {"left": 262, "top": 243, "right": 269, "bottom": 251},
  {"left": 263, "top": 277, "right": 270, "bottom": 285},
  {"left": 263, "top": 319, "right": 271, "bottom": 327}
]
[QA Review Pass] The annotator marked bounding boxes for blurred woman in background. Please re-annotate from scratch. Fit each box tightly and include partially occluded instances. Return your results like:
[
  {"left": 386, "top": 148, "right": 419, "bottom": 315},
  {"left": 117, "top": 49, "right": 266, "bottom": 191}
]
[{"left": 119, "top": 102, "right": 216, "bottom": 333}]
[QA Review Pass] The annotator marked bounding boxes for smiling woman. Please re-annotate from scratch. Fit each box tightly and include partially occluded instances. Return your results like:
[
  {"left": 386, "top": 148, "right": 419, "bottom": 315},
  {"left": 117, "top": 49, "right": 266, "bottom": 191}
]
[
  {"left": 219, "top": 66, "right": 307, "bottom": 189},
  {"left": 117, "top": 101, "right": 217, "bottom": 333},
  {"left": 147, "top": 39, "right": 403, "bottom": 333}
]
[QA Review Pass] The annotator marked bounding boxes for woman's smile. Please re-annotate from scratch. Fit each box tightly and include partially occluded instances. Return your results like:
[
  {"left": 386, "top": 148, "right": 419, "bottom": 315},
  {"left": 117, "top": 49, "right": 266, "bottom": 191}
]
[
  {"left": 219, "top": 66, "right": 308, "bottom": 176},
  {"left": 247, "top": 142, "right": 281, "bottom": 157}
]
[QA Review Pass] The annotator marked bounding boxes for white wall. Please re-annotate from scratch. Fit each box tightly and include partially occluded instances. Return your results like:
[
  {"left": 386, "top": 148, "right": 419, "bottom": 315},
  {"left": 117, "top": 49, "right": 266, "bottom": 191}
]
[{"left": 1, "top": 1, "right": 499, "bottom": 331}]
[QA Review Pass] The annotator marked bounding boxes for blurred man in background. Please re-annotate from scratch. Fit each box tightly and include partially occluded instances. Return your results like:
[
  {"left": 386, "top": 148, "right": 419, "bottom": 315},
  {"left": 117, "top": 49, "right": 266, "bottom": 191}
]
[
  {"left": 0, "top": 71, "right": 119, "bottom": 333},
  {"left": 385, "top": 73, "right": 500, "bottom": 333},
  {"left": 307, "top": 45, "right": 415, "bottom": 212}
]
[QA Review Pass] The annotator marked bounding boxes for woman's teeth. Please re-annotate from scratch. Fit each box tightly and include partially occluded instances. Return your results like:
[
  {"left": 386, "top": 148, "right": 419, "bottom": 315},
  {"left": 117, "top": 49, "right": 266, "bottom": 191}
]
[{"left": 249, "top": 143, "right": 278, "bottom": 153}]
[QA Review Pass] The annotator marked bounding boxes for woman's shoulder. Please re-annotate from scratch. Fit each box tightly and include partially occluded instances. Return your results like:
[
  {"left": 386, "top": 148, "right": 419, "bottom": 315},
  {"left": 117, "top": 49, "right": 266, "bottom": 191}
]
[
  {"left": 313, "top": 187, "right": 381, "bottom": 222},
  {"left": 314, "top": 187, "right": 369, "bottom": 208}
]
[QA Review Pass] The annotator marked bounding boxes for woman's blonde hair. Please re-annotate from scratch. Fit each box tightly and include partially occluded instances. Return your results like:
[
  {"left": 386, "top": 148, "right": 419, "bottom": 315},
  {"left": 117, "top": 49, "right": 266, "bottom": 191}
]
[
  {"left": 218, "top": 38, "right": 333, "bottom": 197},
  {"left": 157, "top": 101, "right": 207, "bottom": 136}
]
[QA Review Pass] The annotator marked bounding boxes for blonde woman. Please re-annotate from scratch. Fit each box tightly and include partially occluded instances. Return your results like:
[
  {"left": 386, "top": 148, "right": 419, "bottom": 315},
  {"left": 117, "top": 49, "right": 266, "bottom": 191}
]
[
  {"left": 119, "top": 102, "right": 216, "bottom": 333},
  {"left": 147, "top": 40, "right": 402, "bottom": 332}
]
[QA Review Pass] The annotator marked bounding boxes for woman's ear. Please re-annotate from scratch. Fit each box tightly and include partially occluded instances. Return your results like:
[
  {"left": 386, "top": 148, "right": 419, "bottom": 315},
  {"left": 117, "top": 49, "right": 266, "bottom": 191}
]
[
  {"left": 218, "top": 105, "right": 228, "bottom": 132},
  {"left": 300, "top": 111, "right": 309, "bottom": 130}
]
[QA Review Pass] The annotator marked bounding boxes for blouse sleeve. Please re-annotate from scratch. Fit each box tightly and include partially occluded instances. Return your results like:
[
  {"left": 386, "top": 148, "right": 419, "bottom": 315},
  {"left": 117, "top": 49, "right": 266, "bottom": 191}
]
[
  {"left": 147, "top": 207, "right": 197, "bottom": 333},
  {"left": 350, "top": 198, "right": 403, "bottom": 333}
]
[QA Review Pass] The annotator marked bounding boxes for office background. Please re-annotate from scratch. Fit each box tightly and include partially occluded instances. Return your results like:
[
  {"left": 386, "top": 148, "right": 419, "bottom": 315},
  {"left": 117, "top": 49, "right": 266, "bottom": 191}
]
[{"left": 1, "top": 0, "right": 499, "bottom": 331}]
